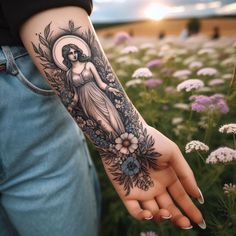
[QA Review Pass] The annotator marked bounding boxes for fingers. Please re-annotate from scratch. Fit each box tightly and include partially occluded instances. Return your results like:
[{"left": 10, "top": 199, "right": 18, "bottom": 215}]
[
  {"left": 123, "top": 199, "right": 153, "bottom": 220},
  {"left": 141, "top": 200, "right": 171, "bottom": 222},
  {"left": 170, "top": 147, "right": 204, "bottom": 202},
  {"left": 168, "top": 178, "right": 205, "bottom": 228},
  {"left": 156, "top": 190, "right": 192, "bottom": 229}
]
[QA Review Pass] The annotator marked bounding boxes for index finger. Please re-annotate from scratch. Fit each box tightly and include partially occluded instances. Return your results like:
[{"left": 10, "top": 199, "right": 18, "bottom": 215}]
[{"left": 169, "top": 147, "right": 204, "bottom": 204}]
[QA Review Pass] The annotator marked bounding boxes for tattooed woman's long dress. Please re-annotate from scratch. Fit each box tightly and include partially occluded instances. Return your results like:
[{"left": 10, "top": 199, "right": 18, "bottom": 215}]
[{"left": 66, "top": 63, "right": 125, "bottom": 136}]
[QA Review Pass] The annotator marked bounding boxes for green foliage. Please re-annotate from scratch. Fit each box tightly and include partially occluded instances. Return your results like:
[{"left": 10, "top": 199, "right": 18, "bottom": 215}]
[{"left": 89, "top": 36, "right": 236, "bottom": 236}]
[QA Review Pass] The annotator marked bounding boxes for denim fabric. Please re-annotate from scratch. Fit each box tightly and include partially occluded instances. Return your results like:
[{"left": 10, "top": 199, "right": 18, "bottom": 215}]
[{"left": 0, "top": 46, "right": 101, "bottom": 236}]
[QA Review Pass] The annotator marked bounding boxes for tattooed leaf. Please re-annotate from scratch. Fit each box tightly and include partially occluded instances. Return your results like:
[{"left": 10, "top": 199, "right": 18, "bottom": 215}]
[
  {"left": 39, "top": 35, "right": 49, "bottom": 48},
  {"left": 44, "top": 23, "right": 51, "bottom": 40},
  {"left": 31, "top": 42, "right": 39, "bottom": 54},
  {"left": 69, "top": 20, "right": 74, "bottom": 31}
]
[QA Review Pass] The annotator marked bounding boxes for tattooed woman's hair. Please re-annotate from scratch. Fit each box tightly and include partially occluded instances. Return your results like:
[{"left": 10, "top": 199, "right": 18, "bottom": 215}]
[{"left": 62, "top": 44, "right": 90, "bottom": 68}]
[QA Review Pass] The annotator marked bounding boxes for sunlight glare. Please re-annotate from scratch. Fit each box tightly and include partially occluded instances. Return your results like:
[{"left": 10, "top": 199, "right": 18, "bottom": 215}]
[{"left": 145, "top": 3, "right": 170, "bottom": 21}]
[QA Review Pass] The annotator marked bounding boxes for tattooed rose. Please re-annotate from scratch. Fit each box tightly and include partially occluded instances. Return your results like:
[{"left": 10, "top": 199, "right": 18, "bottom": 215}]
[
  {"left": 115, "top": 133, "right": 138, "bottom": 154},
  {"left": 121, "top": 156, "right": 140, "bottom": 176}
]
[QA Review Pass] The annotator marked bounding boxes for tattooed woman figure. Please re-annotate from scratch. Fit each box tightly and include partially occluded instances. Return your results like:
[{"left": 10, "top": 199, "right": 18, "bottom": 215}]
[{"left": 62, "top": 43, "right": 125, "bottom": 137}]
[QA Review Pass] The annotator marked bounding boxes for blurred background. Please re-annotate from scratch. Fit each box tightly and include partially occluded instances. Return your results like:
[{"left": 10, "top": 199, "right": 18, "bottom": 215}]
[{"left": 87, "top": 1, "right": 236, "bottom": 236}]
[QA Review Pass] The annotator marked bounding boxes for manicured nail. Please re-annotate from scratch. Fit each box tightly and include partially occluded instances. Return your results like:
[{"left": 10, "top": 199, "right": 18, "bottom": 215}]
[
  {"left": 197, "top": 187, "right": 204, "bottom": 204},
  {"left": 144, "top": 215, "right": 153, "bottom": 220},
  {"left": 161, "top": 214, "right": 172, "bottom": 219},
  {"left": 181, "top": 225, "right": 193, "bottom": 230},
  {"left": 198, "top": 219, "right": 207, "bottom": 229}
]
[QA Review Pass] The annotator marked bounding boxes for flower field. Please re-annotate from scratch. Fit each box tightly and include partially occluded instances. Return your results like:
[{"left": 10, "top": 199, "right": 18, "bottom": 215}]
[{"left": 90, "top": 33, "right": 236, "bottom": 236}]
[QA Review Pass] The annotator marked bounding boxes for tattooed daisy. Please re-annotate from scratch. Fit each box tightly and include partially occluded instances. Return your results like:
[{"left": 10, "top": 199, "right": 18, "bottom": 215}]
[{"left": 115, "top": 133, "right": 138, "bottom": 154}]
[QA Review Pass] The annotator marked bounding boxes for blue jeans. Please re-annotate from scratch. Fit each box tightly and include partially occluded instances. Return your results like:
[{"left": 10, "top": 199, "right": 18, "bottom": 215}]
[{"left": 0, "top": 46, "right": 101, "bottom": 236}]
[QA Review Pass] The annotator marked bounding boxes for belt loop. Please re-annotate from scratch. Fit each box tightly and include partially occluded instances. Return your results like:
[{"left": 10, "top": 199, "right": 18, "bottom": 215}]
[{"left": 1, "top": 46, "right": 19, "bottom": 75}]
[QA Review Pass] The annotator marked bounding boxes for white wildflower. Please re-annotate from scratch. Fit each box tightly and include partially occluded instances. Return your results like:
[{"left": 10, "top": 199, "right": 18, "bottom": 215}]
[
  {"left": 177, "top": 79, "right": 204, "bottom": 92},
  {"left": 197, "top": 67, "right": 218, "bottom": 76},
  {"left": 206, "top": 147, "right": 236, "bottom": 164},
  {"left": 189, "top": 61, "right": 203, "bottom": 70},
  {"left": 125, "top": 79, "right": 143, "bottom": 87},
  {"left": 172, "top": 117, "right": 183, "bottom": 125},
  {"left": 132, "top": 67, "right": 153, "bottom": 78},
  {"left": 185, "top": 140, "right": 209, "bottom": 153},
  {"left": 219, "top": 124, "right": 236, "bottom": 134},
  {"left": 174, "top": 103, "right": 190, "bottom": 110},
  {"left": 198, "top": 48, "right": 216, "bottom": 55},
  {"left": 208, "top": 79, "right": 224, "bottom": 86},
  {"left": 121, "top": 46, "right": 139, "bottom": 54},
  {"left": 173, "top": 69, "right": 191, "bottom": 79},
  {"left": 223, "top": 183, "right": 236, "bottom": 195}
]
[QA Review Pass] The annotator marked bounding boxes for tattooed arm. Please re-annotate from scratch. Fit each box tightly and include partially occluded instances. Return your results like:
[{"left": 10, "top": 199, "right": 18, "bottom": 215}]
[{"left": 20, "top": 6, "right": 206, "bottom": 229}]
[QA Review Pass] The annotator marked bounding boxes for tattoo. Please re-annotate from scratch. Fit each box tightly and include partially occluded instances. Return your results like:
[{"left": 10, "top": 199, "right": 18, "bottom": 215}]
[{"left": 32, "top": 21, "right": 161, "bottom": 195}]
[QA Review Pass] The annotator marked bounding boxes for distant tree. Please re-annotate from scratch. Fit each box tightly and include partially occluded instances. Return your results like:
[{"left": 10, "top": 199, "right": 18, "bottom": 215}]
[{"left": 187, "top": 18, "right": 201, "bottom": 36}]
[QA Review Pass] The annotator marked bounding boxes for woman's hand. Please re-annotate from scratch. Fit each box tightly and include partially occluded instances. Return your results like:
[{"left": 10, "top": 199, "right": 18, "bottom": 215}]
[
  {"left": 102, "top": 125, "right": 206, "bottom": 230},
  {"left": 108, "top": 87, "right": 123, "bottom": 96}
]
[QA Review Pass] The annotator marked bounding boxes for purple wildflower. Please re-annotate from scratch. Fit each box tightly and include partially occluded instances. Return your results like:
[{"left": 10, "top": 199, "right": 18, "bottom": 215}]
[
  {"left": 190, "top": 94, "right": 229, "bottom": 113},
  {"left": 144, "top": 79, "right": 163, "bottom": 88},
  {"left": 146, "top": 59, "right": 162, "bottom": 68},
  {"left": 113, "top": 32, "right": 130, "bottom": 45}
]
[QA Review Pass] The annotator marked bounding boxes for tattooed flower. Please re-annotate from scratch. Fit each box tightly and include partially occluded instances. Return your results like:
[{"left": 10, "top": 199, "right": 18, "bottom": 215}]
[
  {"left": 173, "top": 69, "right": 191, "bottom": 79},
  {"left": 185, "top": 140, "right": 209, "bottom": 153},
  {"left": 197, "top": 67, "right": 218, "bottom": 76},
  {"left": 115, "top": 133, "right": 138, "bottom": 154},
  {"left": 106, "top": 73, "right": 115, "bottom": 82},
  {"left": 219, "top": 124, "right": 236, "bottom": 134},
  {"left": 76, "top": 116, "right": 86, "bottom": 128},
  {"left": 206, "top": 147, "right": 236, "bottom": 164},
  {"left": 132, "top": 67, "right": 153, "bottom": 78},
  {"left": 121, "top": 156, "right": 140, "bottom": 176},
  {"left": 140, "top": 232, "right": 158, "bottom": 236},
  {"left": 121, "top": 46, "right": 138, "bottom": 54},
  {"left": 223, "top": 183, "right": 236, "bottom": 195},
  {"left": 177, "top": 79, "right": 204, "bottom": 92},
  {"left": 136, "top": 175, "right": 154, "bottom": 191},
  {"left": 115, "top": 99, "right": 124, "bottom": 109}
]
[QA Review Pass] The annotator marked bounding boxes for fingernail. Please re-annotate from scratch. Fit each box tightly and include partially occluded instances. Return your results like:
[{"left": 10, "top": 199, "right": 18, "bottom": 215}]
[
  {"left": 198, "top": 219, "right": 207, "bottom": 229},
  {"left": 181, "top": 225, "right": 193, "bottom": 230},
  {"left": 161, "top": 214, "right": 172, "bottom": 219},
  {"left": 197, "top": 187, "right": 204, "bottom": 204},
  {"left": 144, "top": 215, "right": 153, "bottom": 220}
]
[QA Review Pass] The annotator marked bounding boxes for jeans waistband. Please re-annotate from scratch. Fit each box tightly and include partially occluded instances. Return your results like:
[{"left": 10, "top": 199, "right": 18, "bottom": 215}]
[{"left": 0, "top": 46, "right": 54, "bottom": 96}]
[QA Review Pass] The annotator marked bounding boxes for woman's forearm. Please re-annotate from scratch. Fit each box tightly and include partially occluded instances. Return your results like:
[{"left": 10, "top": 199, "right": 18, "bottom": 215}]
[{"left": 20, "top": 6, "right": 160, "bottom": 195}]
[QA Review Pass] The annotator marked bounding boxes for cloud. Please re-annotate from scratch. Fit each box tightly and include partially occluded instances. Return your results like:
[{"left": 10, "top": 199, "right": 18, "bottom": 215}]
[{"left": 91, "top": 0, "right": 236, "bottom": 22}]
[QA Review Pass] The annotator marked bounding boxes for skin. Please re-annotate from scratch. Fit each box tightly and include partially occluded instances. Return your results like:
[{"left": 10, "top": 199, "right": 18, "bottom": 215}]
[{"left": 20, "top": 6, "right": 206, "bottom": 230}]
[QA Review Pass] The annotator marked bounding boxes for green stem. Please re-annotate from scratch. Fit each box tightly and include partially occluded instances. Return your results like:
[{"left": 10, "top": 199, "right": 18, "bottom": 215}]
[
  {"left": 196, "top": 151, "right": 206, "bottom": 162},
  {"left": 228, "top": 64, "right": 236, "bottom": 96},
  {"left": 233, "top": 134, "right": 236, "bottom": 150}
]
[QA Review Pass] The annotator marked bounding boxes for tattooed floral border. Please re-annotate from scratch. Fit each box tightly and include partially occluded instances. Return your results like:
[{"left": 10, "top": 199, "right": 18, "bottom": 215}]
[{"left": 32, "top": 21, "right": 161, "bottom": 195}]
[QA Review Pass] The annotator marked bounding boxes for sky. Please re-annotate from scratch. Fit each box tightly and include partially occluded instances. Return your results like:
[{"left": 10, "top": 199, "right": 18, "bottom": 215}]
[{"left": 91, "top": 0, "right": 236, "bottom": 22}]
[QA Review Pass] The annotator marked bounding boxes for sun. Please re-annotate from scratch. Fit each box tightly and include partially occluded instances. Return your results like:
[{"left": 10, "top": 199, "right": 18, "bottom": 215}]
[{"left": 144, "top": 3, "right": 170, "bottom": 21}]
